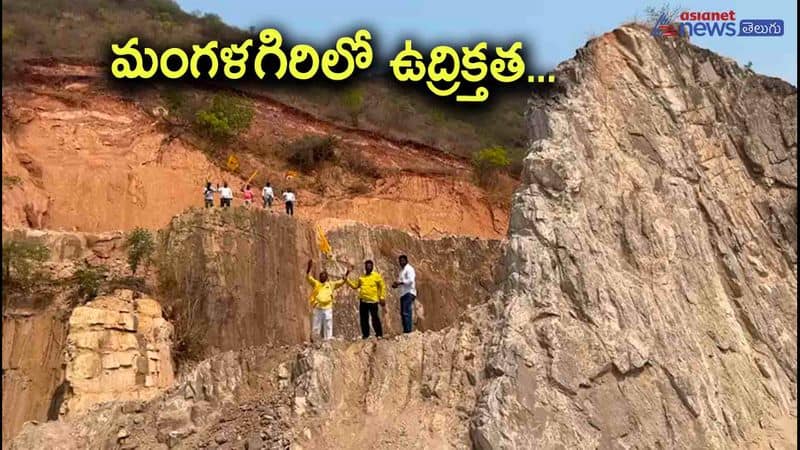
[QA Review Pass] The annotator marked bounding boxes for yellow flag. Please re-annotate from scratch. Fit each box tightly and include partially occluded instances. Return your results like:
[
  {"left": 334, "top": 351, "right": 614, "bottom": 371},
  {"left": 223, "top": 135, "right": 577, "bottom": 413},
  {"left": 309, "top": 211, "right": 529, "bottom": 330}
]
[
  {"left": 317, "top": 225, "right": 332, "bottom": 258},
  {"left": 245, "top": 170, "right": 259, "bottom": 185},
  {"left": 226, "top": 154, "right": 240, "bottom": 171}
]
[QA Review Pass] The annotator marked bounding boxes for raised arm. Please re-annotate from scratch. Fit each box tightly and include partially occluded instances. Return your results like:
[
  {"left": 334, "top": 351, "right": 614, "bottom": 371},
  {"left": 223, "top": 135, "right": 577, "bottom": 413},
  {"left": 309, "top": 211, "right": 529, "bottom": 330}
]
[
  {"left": 333, "top": 268, "right": 350, "bottom": 289},
  {"left": 305, "top": 260, "right": 317, "bottom": 286}
]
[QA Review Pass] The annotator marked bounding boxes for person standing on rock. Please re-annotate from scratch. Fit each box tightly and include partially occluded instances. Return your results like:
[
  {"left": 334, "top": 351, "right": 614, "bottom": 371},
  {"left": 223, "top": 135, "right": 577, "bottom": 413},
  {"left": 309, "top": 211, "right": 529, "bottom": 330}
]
[
  {"left": 219, "top": 181, "right": 234, "bottom": 208},
  {"left": 203, "top": 181, "right": 217, "bottom": 208},
  {"left": 241, "top": 184, "right": 255, "bottom": 208},
  {"left": 306, "top": 259, "right": 349, "bottom": 341},
  {"left": 262, "top": 182, "right": 275, "bottom": 210},
  {"left": 282, "top": 189, "right": 296, "bottom": 216},
  {"left": 391, "top": 254, "right": 417, "bottom": 333},
  {"left": 346, "top": 260, "right": 386, "bottom": 339}
]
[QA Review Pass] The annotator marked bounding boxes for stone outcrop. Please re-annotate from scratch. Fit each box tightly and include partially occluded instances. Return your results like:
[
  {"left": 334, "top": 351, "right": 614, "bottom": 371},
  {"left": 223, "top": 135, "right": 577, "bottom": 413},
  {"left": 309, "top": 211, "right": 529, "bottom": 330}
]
[
  {"left": 11, "top": 310, "right": 493, "bottom": 449},
  {"left": 2, "top": 228, "right": 126, "bottom": 262},
  {"left": 1, "top": 228, "right": 141, "bottom": 445},
  {"left": 158, "top": 209, "right": 503, "bottom": 350},
  {"left": 157, "top": 209, "right": 319, "bottom": 352},
  {"left": 1, "top": 133, "right": 51, "bottom": 229},
  {"left": 286, "top": 308, "right": 493, "bottom": 449},
  {"left": 11, "top": 346, "right": 296, "bottom": 449},
  {"left": 2, "top": 308, "right": 68, "bottom": 447},
  {"left": 61, "top": 289, "right": 174, "bottom": 417},
  {"left": 472, "top": 25, "right": 796, "bottom": 449}
]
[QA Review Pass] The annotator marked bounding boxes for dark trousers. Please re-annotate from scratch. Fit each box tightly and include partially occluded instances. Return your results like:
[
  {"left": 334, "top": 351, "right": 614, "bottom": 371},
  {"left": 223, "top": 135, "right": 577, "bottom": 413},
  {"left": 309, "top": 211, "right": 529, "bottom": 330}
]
[
  {"left": 204, "top": 199, "right": 213, "bottom": 208},
  {"left": 221, "top": 198, "right": 231, "bottom": 208},
  {"left": 359, "top": 301, "right": 383, "bottom": 338},
  {"left": 285, "top": 201, "right": 294, "bottom": 216},
  {"left": 400, "top": 293, "right": 415, "bottom": 333}
]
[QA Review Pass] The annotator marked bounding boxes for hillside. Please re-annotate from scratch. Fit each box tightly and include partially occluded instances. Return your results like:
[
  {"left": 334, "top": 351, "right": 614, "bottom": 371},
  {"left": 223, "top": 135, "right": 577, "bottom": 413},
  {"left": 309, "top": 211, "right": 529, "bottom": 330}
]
[
  {"left": 1, "top": 60, "right": 511, "bottom": 238},
  {"left": 4, "top": 23, "right": 796, "bottom": 450},
  {"left": 1, "top": 0, "right": 529, "bottom": 159}
]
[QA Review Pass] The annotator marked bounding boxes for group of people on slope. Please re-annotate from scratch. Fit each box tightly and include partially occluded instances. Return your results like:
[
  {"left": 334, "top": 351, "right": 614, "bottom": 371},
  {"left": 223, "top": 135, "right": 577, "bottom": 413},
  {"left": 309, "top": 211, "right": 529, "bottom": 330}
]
[
  {"left": 204, "top": 181, "right": 297, "bottom": 216},
  {"left": 305, "top": 255, "right": 417, "bottom": 341}
]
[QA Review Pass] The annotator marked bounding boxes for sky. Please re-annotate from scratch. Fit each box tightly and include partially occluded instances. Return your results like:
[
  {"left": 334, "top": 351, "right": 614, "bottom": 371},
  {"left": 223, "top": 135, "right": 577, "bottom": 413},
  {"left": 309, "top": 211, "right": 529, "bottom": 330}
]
[{"left": 176, "top": 0, "right": 797, "bottom": 85}]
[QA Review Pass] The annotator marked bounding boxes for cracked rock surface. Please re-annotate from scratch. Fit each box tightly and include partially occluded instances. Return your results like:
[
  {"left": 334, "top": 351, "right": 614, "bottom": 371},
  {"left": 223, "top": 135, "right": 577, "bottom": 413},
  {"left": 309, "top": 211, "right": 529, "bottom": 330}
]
[{"left": 472, "top": 24, "right": 796, "bottom": 449}]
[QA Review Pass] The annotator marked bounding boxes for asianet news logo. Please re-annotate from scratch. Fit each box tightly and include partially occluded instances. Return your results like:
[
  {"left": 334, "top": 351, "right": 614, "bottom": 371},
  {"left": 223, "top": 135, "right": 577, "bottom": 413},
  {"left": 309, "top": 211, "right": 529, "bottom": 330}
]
[{"left": 652, "top": 10, "right": 784, "bottom": 37}]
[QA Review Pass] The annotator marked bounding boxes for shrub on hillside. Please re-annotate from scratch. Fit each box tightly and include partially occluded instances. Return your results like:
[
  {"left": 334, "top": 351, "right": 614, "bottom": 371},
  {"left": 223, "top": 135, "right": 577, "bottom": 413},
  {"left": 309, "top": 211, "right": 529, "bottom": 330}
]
[
  {"left": 2, "top": 239, "right": 50, "bottom": 288},
  {"left": 3, "top": 175, "right": 22, "bottom": 187},
  {"left": 74, "top": 263, "right": 107, "bottom": 301},
  {"left": 472, "top": 146, "right": 511, "bottom": 186},
  {"left": 162, "top": 88, "right": 187, "bottom": 114},
  {"left": 106, "top": 275, "right": 149, "bottom": 294},
  {"left": 284, "top": 135, "right": 336, "bottom": 172},
  {"left": 337, "top": 147, "right": 381, "bottom": 179},
  {"left": 195, "top": 94, "right": 253, "bottom": 142},
  {"left": 644, "top": 3, "right": 682, "bottom": 24},
  {"left": 341, "top": 87, "right": 364, "bottom": 126},
  {"left": 126, "top": 227, "right": 155, "bottom": 275},
  {"left": 171, "top": 295, "right": 208, "bottom": 364}
]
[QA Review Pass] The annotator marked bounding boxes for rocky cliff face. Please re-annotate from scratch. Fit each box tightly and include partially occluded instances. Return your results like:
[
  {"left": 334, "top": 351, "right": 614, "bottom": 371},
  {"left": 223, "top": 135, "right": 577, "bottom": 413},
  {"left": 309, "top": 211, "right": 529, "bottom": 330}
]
[
  {"left": 157, "top": 209, "right": 318, "bottom": 353},
  {"left": 472, "top": 25, "right": 796, "bottom": 448},
  {"left": 2, "top": 227, "right": 129, "bottom": 446},
  {"left": 2, "top": 308, "right": 68, "bottom": 447},
  {"left": 157, "top": 209, "right": 503, "bottom": 351}
]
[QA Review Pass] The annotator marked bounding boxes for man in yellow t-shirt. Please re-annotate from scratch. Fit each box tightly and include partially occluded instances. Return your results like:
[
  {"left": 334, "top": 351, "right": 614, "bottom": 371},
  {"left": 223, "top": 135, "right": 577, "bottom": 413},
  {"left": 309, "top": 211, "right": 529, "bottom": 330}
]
[
  {"left": 346, "top": 260, "right": 386, "bottom": 339},
  {"left": 306, "top": 259, "right": 348, "bottom": 341}
]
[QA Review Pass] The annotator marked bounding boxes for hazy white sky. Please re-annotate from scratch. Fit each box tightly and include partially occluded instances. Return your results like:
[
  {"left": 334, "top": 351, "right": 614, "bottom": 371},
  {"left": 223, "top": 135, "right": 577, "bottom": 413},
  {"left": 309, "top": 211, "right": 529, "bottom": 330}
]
[{"left": 177, "top": 0, "right": 797, "bottom": 84}]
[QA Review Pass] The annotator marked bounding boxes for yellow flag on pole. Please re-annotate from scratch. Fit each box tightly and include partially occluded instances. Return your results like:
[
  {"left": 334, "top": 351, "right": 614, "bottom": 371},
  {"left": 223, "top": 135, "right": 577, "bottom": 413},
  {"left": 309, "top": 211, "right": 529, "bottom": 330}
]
[
  {"left": 316, "top": 225, "right": 332, "bottom": 259},
  {"left": 245, "top": 170, "right": 259, "bottom": 185},
  {"left": 226, "top": 154, "right": 240, "bottom": 171}
]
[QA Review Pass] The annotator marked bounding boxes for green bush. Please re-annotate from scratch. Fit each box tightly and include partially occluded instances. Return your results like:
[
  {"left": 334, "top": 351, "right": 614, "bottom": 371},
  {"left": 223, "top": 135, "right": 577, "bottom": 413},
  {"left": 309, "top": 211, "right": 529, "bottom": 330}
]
[
  {"left": 162, "top": 88, "right": 186, "bottom": 113},
  {"left": 126, "top": 228, "right": 155, "bottom": 275},
  {"left": 341, "top": 87, "right": 364, "bottom": 126},
  {"left": 74, "top": 264, "right": 107, "bottom": 301},
  {"left": 106, "top": 275, "right": 149, "bottom": 294},
  {"left": 145, "top": 0, "right": 185, "bottom": 17},
  {"left": 472, "top": 146, "right": 511, "bottom": 185},
  {"left": 2, "top": 239, "right": 50, "bottom": 287},
  {"left": 284, "top": 135, "right": 336, "bottom": 171},
  {"left": 195, "top": 94, "right": 253, "bottom": 142}
]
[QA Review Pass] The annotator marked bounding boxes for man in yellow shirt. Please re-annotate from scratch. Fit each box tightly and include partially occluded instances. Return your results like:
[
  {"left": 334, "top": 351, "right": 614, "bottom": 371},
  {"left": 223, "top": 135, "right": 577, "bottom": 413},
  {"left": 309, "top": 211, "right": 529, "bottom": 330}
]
[
  {"left": 346, "top": 259, "right": 386, "bottom": 339},
  {"left": 306, "top": 259, "right": 348, "bottom": 341}
]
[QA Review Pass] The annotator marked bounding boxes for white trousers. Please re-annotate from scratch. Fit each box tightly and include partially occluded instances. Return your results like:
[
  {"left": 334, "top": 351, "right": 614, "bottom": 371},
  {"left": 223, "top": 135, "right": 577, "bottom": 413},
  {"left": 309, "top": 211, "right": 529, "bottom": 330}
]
[{"left": 312, "top": 308, "right": 333, "bottom": 341}]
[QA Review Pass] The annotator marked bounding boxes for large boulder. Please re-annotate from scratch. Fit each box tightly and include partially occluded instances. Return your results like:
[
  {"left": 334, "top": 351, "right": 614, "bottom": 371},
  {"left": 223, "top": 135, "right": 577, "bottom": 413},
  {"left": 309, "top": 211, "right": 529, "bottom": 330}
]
[{"left": 61, "top": 289, "right": 175, "bottom": 417}]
